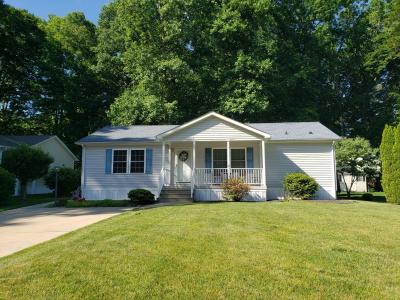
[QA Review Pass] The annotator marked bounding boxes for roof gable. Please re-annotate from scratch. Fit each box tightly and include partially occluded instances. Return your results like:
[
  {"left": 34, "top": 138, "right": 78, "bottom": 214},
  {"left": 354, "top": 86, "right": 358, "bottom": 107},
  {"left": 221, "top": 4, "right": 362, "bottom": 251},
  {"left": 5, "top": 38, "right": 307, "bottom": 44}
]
[
  {"left": 157, "top": 112, "right": 271, "bottom": 140},
  {"left": 0, "top": 135, "right": 53, "bottom": 147}
]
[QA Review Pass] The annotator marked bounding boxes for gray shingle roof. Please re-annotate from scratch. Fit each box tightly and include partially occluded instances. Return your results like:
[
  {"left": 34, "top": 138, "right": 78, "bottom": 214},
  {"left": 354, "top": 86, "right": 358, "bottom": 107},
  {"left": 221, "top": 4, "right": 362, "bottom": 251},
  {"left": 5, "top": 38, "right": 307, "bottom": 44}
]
[
  {"left": 77, "top": 122, "right": 340, "bottom": 144},
  {"left": 77, "top": 125, "right": 178, "bottom": 143},
  {"left": 0, "top": 135, "right": 53, "bottom": 147},
  {"left": 248, "top": 122, "right": 341, "bottom": 141}
]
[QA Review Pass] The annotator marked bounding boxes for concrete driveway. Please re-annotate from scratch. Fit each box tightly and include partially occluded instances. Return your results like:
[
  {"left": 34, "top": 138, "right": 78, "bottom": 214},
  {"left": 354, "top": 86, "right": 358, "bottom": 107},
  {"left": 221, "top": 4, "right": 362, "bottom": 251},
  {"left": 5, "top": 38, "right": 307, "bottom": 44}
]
[{"left": 0, "top": 203, "right": 129, "bottom": 257}]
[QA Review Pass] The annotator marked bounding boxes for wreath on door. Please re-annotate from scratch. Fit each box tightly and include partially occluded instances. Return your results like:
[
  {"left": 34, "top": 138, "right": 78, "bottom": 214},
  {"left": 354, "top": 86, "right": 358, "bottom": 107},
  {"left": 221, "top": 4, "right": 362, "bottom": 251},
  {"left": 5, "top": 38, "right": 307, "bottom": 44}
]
[{"left": 178, "top": 151, "right": 189, "bottom": 162}]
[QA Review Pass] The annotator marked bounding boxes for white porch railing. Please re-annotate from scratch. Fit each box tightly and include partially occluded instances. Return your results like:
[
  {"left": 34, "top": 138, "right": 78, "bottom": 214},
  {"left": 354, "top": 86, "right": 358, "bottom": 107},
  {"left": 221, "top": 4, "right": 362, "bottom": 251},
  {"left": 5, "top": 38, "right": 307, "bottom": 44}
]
[{"left": 194, "top": 168, "right": 263, "bottom": 185}]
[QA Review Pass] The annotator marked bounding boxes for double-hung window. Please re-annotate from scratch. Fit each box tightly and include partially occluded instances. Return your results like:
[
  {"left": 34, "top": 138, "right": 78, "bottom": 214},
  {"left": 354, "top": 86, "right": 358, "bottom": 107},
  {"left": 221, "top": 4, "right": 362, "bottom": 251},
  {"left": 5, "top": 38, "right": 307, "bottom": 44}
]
[
  {"left": 130, "top": 150, "right": 145, "bottom": 173},
  {"left": 112, "top": 149, "right": 145, "bottom": 174},
  {"left": 212, "top": 149, "right": 227, "bottom": 168},
  {"left": 231, "top": 149, "right": 246, "bottom": 168},
  {"left": 112, "top": 150, "right": 128, "bottom": 173}
]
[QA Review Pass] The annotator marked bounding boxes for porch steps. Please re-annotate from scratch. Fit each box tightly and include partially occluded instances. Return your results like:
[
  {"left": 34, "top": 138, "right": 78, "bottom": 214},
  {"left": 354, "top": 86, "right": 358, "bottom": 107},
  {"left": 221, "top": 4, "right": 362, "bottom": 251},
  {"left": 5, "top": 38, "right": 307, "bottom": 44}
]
[{"left": 158, "top": 186, "right": 192, "bottom": 203}]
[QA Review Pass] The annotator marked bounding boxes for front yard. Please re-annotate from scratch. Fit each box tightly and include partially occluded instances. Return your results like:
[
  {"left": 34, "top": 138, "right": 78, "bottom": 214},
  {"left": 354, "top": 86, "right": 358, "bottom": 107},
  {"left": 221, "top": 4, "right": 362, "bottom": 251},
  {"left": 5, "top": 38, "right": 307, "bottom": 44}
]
[
  {"left": 0, "top": 201, "right": 399, "bottom": 299},
  {"left": 0, "top": 194, "right": 66, "bottom": 212}
]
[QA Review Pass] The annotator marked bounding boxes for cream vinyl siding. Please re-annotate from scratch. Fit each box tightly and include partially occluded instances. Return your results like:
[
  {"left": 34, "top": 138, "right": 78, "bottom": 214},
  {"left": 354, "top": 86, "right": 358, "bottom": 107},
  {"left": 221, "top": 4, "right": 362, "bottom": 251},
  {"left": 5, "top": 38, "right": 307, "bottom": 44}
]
[
  {"left": 34, "top": 138, "right": 75, "bottom": 169},
  {"left": 266, "top": 142, "right": 336, "bottom": 200},
  {"left": 82, "top": 144, "right": 169, "bottom": 200},
  {"left": 164, "top": 116, "right": 259, "bottom": 141}
]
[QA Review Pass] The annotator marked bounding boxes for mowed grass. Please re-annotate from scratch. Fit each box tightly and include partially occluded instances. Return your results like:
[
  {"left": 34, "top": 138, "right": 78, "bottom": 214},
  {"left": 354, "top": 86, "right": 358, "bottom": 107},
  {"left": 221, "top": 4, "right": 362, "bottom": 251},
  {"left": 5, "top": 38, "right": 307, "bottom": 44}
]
[
  {"left": 1, "top": 201, "right": 400, "bottom": 299},
  {"left": 0, "top": 194, "right": 66, "bottom": 212}
]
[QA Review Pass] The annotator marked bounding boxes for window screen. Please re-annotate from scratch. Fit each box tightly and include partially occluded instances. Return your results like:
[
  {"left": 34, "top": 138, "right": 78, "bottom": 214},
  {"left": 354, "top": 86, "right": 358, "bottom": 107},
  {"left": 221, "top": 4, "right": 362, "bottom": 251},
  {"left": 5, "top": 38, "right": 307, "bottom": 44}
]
[
  {"left": 213, "top": 149, "right": 227, "bottom": 168},
  {"left": 231, "top": 149, "right": 246, "bottom": 168},
  {"left": 130, "top": 150, "right": 145, "bottom": 173},
  {"left": 113, "top": 150, "right": 127, "bottom": 173}
]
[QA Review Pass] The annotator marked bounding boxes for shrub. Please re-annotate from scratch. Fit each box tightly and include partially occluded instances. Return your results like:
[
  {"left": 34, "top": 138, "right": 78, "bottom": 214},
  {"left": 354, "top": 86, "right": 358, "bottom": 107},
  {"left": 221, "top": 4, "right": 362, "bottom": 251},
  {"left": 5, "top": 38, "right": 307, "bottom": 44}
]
[
  {"left": 44, "top": 167, "right": 80, "bottom": 197},
  {"left": 361, "top": 193, "right": 374, "bottom": 201},
  {"left": 222, "top": 178, "right": 250, "bottom": 202},
  {"left": 128, "top": 189, "right": 155, "bottom": 204},
  {"left": 284, "top": 173, "right": 318, "bottom": 200},
  {"left": 380, "top": 124, "right": 400, "bottom": 204},
  {"left": 0, "top": 167, "right": 16, "bottom": 201},
  {"left": 2, "top": 145, "right": 53, "bottom": 200}
]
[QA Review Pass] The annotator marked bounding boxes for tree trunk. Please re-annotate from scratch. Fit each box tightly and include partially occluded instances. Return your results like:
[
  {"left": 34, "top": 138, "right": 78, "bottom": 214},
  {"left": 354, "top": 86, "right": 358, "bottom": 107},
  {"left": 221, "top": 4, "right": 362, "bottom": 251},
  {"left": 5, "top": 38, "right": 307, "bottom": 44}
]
[{"left": 20, "top": 181, "right": 27, "bottom": 201}]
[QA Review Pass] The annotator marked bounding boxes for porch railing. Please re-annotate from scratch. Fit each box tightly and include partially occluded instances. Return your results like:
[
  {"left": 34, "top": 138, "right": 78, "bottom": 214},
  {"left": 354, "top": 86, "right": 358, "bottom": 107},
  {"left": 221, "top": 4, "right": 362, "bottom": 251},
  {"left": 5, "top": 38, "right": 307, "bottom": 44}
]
[{"left": 194, "top": 168, "right": 263, "bottom": 185}]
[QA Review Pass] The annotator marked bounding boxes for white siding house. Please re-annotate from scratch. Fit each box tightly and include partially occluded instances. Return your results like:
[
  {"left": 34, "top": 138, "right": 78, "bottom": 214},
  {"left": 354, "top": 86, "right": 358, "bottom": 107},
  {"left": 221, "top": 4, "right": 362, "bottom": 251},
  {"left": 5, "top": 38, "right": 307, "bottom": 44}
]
[
  {"left": 77, "top": 112, "right": 340, "bottom": 201},
  {"left": 0, "top": 135, "right": 78, "bottom": 195}
]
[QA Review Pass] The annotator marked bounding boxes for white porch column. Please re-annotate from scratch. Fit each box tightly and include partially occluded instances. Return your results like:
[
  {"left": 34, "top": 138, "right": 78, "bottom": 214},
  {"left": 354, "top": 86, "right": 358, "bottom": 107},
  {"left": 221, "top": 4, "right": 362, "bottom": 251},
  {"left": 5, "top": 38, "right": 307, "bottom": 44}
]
[
  {"left": 261, "top": 139, "right": 266, "bottom": 187},
  {"left": 168, "top": 144, "right": 172, "bottom": 186},
  {"left": 191, "top": 140, "right": 196, "bottom": 198},
  {"left": 192, "top": 140, "right": 196, "bottom": 170},
  {"left": 227, "top": 140, "right": 231, "bottom": 178},
  {"left": 161, "top": 142, "right": 165, "bottom": 171}
]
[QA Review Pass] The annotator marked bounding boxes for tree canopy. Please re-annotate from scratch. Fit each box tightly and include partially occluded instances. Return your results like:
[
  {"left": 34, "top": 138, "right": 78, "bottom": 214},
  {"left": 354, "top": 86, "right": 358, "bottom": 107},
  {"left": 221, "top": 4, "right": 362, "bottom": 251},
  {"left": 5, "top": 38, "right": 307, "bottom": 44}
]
[
  {"left": 0, "top": 0, "right": 399, "bottom": 151},
  {"left": 1, "top": 145, "right": 53, "bottom": 200},
  {"left": 336, "top": 137, "right": 380, "bottom": 197}
]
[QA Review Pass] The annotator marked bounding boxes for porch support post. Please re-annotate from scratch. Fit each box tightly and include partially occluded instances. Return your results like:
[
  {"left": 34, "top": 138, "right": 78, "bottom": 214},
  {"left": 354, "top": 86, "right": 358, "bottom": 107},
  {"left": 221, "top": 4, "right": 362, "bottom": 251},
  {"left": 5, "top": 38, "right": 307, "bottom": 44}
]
[
  {"left": 227, "top": 140, "right": 231, "bottom": 178},
  {"left": 192, "top": 140, "right": 196, "bottom": 170},
  {"left": 161, "top": 141, "right": 165, "bottom": 171},
  {"left": 261, "top": 139, "right": 266, "bottom": 187},
  {"left": 191, "top": 140, "right": 196, "bottom": 198},
  {"left": 168, "top": 144, "right": 171, "bottom": 186}
]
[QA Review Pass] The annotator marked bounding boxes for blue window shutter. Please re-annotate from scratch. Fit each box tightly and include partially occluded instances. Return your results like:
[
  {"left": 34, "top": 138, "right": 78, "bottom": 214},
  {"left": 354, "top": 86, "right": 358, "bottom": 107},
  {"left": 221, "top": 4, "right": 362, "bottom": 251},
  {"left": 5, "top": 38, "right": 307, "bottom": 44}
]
[
  {"left": 105, "top": 149, "right": 112, "bottom": 174},
  {"left": 246, "top": 147, "right": 254, "bottom": 168},
  {"left": 205, "top": 148, "right": 212, "bottom": 168},
  {"left": 145, "top": 148, "right": 153, "bottom": 174}
]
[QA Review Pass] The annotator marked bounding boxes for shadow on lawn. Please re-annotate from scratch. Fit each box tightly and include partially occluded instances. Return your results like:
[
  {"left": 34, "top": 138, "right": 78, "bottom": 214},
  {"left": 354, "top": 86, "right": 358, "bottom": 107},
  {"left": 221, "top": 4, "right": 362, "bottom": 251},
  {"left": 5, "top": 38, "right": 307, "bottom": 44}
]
[{"left": 338, "top": 192, "right": 386, "bottom": 203}]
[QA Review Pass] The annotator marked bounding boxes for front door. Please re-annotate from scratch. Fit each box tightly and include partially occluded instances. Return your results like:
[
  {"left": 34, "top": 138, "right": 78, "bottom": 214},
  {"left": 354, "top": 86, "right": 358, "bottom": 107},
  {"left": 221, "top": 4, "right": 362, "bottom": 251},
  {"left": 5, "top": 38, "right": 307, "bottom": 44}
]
[{"left": 176, "top": 149, "right": 192, "bottom": 182}]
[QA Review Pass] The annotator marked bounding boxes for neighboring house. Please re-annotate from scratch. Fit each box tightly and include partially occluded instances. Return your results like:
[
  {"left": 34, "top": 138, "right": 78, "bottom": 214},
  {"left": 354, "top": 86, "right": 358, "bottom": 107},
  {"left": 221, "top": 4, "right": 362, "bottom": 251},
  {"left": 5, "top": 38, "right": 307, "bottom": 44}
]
[
  {"left": 0, "top": 135, "right": 78, "bottom": 195},
  {"left": 338, "top": 173, "right": 368, "bottom": 193},
  {"left": 77, "top": 112, "right": 341, "bottom": 201}
]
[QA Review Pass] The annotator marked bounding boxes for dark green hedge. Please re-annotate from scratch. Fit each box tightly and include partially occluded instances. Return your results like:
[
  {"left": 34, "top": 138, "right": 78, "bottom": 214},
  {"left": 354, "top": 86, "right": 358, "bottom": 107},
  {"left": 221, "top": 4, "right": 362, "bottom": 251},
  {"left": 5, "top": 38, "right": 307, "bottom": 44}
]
[
  {"left": 380, "top": 124, "right": 400, "bottom": 204},
  {"left": 0, "top": 167, "right": 16, "bottom": 201}
]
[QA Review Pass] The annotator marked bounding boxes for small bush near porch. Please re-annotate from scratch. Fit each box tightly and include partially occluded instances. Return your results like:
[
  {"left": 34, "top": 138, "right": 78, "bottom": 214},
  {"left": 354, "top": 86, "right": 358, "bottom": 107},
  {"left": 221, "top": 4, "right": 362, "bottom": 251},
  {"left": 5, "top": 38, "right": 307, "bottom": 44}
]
[
  {"left": 222, "top": 177, "right": 250, "bottom": 201},
  {"left": 1, "top": 201, "right": 399, "bottom": 299}
]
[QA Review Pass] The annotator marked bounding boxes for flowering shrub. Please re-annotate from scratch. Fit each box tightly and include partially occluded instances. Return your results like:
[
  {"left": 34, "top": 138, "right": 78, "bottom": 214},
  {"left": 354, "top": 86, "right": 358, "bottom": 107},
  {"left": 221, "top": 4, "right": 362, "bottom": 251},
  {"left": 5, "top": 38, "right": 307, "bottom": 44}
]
[{"left": 222, "top": 178, "right": 250, "bottom": 202}]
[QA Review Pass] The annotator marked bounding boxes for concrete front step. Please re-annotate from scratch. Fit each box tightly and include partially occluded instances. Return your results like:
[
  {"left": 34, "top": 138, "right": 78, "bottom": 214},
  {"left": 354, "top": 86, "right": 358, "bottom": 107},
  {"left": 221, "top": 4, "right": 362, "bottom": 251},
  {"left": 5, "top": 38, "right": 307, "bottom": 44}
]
[
  {"left": 158, "top": 198, "right": 192, "bottom": 203},
  {"left": 160, "top": 190, "right": 191, "bottom": 195},
  {"left": 159, "top": 194, "right": 191, "bottom": 199},
  {"left": 162, "top": 187, "right": 191, "bottom": 192}
]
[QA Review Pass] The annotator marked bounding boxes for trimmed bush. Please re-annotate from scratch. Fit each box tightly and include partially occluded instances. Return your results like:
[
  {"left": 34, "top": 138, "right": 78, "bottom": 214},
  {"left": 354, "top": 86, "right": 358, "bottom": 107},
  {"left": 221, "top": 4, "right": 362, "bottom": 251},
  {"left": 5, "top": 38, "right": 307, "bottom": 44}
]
[
  {"left": 44, "top": 167, "right": 80, "bottom": 197},
  {"left": 361, "top": 193, "right": 374, "bottom": 201},
  {"left": 0, "top": 166, "right": 16, "bottom": 201},
  {"left": 222, "top": 178, "right": 250, "bottom": 202},
  {"left": 380, "top": 124, "right": 400, "bottom": 204},
  {"left": 128, "top": 189, "right": 155, "bottom": 204},
  {"left": 284, "top": 173, "right": 318, "bottom": 200},
  {"left": 2, "top": 145, "right": 53, "bottom": 200}
]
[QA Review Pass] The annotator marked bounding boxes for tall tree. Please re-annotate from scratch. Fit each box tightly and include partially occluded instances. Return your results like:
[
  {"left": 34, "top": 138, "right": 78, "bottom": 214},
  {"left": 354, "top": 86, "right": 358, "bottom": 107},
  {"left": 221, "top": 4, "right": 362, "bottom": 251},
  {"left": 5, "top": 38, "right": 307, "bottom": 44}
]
[
  {"left": 0, "top": 1, "right": 46, "bottom": 133},
  {"left": 39, "top": 12, "right": 108, "bottom": 149}
]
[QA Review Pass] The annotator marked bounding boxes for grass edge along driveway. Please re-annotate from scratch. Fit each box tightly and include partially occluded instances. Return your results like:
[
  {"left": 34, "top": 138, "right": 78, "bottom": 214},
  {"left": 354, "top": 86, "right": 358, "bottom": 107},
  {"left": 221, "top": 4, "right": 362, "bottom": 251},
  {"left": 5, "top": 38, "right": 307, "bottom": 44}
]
[{"left": 0, "top": 201, "right": 399, "bottom": 299}]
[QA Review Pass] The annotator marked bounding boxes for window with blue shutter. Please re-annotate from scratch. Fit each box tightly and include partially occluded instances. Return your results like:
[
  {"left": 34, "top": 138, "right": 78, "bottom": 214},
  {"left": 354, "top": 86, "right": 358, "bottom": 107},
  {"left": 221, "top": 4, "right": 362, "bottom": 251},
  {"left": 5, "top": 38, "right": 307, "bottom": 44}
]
[
  {"left": 205, "top": 148, "right": 212, "bottom": 168},
  {"left": 246, "top": 147, "right": 254, "bottom": 168},
  {"left": 145, "top": 148, "right": 153, "bottom": 174},
  {"left": 105, "top": 149, "right": 112, "bottom": 174}
]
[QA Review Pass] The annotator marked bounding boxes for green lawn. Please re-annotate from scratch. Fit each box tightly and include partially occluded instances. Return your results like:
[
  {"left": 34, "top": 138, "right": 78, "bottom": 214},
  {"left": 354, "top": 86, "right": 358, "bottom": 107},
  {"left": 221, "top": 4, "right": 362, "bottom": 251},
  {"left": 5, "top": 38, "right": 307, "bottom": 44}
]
[
  {"left": 65, "top": 199, "right": 132, "bottom": 207},
  {"left": 338, "top": 191, "right": 386, "bottom": 202},
  {"left": 1, "top": 201, "right": 400, "bottom": 299},
  {"left": 0, "top": 194, "right": 66, "bottom": 212}
]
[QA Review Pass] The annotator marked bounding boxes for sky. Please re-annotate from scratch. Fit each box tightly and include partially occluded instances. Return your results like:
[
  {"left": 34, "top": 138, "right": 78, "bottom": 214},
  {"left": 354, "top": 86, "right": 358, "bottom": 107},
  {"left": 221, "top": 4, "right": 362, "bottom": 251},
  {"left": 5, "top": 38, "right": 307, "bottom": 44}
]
[{"left": 4, "top": 0, "right": 111, "bottom": 24}]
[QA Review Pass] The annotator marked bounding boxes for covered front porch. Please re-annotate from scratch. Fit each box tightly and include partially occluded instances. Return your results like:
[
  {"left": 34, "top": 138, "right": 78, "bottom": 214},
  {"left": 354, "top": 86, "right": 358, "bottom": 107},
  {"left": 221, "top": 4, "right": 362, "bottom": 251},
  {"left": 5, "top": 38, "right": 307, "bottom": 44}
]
[
  {"left": 156, "top": 112, "right": 270, "bottom": 201},
  {"left": 159, "top": 140, "right": 267, "bottom": 200}
]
